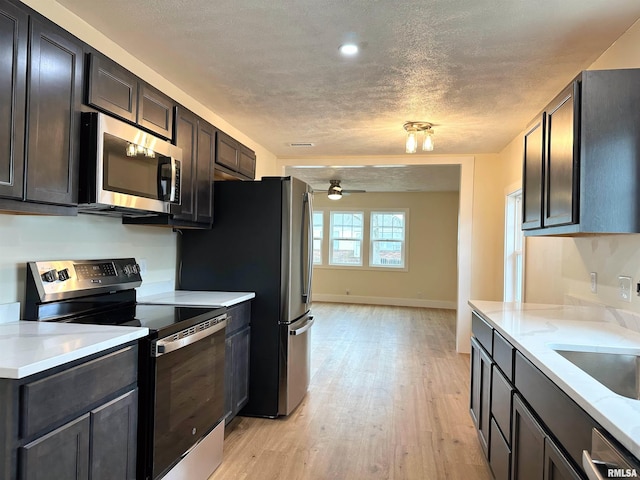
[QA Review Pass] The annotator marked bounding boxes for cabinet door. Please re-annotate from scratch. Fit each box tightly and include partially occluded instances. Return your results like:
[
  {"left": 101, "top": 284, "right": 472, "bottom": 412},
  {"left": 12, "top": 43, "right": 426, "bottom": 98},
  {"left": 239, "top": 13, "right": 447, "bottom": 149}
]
[
  {"left": 87, "top": 52, "right": 137, "bottom": 123},
  {"left": 90, "top": 389, "right": 138, "bottom": 480},
  {"left": 490, "top": 418, "right": 511, "bottom": 480},
  {"left": 138, "top": 82, "right": 174, "bottom": 140},
  {"left": 195, "top": 120, "right": 215, "bottom": 224},
  {"left": 216, "top": 131, "right": 239, "bottom": 171},
  {"left": 0, "top": 2, "right": 27, "bottom": 200},
  {"left": 20, "top": 414, "right": 90, "bottom": 480},
  {"left": 233, "top": 326, "right": 251, "bottom": 413},
  {"left": 173, "top": 107, "right": 197, "bottom": 221},
  {"left": 478, "top": 343, "right": 492, "bottom": 457},
  {"left": 544, "top": 82, "right": 579, "bottom": 228},
  {"left": 522, "top": 116, "right": 544, "bottom": 230},
  {"left": 470, "top": 337, "right": 481, "bottom": 429},
  {"left": 470, "top": 336, "right": 491, "bottom": 457},
  {"left": 238, "top": 145, "right": 256, "bottom": 180},
  {"left": 26, "top": 17, "right": 83, "bottom": 205},
  {"left": 543, "top": 437, "right": 581, "bottom": 480},
  {"left": 512, "top": 394, "right": 545, "bottom": 480},
  {"left": 224, "top": 334, "right": 234, "bottom": 423}
]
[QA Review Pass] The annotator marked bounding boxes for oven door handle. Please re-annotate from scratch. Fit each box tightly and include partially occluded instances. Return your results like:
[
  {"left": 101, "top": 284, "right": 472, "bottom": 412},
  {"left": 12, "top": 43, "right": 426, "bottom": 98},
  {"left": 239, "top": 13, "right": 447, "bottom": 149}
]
[{"left": 154, "top": 318, "right": 226, "bottom": 357}]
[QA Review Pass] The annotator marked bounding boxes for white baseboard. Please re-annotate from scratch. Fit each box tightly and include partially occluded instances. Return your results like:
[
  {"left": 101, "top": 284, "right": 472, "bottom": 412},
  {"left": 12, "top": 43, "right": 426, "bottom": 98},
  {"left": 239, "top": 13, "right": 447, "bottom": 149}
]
[{"left": 312, "top": 294, "right": 456, "bottom": 310}]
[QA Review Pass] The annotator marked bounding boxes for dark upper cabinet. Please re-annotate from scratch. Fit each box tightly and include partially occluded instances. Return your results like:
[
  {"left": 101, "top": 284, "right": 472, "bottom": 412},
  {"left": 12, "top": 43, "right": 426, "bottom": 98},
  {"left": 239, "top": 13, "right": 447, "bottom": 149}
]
[
  {"left": 523, "top": 69, "right": 640, "bottom": 235},
  {"left": 26, "top": 16, "right": 83, "bottom": 206},
  {"left": 195, "top": 119, "right": 215, "bottom": 224},
  {"left": 86, "top": 51, "right": 175, "bottom": 140},
  {"left": 87, "top": 52, "right": 137, "bottom": 123},
  {"left": 544, "top": 83, "right": 578, "bottom": 228},
  {"left": 173, "top": 105, "right": 214, "bottom": 225},
  {"left": 522, "top": 116, "right": 544, "bottom": 230},
  {"left": 215, "top": 130, "right": 256, "bottom": 180},
  {"left": 137, "top": 82, "right": 174, "bottom": 140},
  {"left": 0, "top": 1, "right": 27, "bottom": 201}
]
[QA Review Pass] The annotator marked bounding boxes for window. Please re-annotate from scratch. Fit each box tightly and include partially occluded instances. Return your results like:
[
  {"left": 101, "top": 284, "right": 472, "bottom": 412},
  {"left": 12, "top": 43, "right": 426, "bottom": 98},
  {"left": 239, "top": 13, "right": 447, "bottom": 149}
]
[
  {"left": 504, "top": 190, "right": 524, "bottom": 302},
  {"left": 313, "top": 211, "right": 323, "bottom": 264},
  {"left": 370, "top": 212, "right": 406, "bottom": 268},
  {"left": 329, "top": 211, "right": 364, "bottom": 265}
]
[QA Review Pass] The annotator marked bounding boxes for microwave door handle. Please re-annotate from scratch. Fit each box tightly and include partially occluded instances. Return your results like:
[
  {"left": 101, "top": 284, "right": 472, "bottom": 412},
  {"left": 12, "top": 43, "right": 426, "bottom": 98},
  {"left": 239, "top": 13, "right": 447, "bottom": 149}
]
[{"left": 169, "top": 157, "right": 178, "bottom": 202}]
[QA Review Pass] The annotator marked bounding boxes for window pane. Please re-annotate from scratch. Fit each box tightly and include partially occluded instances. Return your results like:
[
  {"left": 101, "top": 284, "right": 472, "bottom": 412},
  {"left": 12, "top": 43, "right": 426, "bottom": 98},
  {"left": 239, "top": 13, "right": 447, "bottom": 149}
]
[
  {"left": 313, "top": 211, "right": 323, "bottom": 264},
  {"left": 371, "top": 241, "right": 403, "bottom": 266},
  {"left": 331, "top": 239, "right": 361, "bottom": 265}
]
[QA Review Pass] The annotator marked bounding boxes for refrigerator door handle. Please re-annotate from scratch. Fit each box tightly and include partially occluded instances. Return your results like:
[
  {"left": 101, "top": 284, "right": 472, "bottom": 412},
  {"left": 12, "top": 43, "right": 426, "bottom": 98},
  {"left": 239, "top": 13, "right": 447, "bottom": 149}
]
[
  {"left": 290, "top": 316, "right": 314, "bottom": 336},
  {"left": 301, "top": 191, "right": 313, "bottom": 303}
]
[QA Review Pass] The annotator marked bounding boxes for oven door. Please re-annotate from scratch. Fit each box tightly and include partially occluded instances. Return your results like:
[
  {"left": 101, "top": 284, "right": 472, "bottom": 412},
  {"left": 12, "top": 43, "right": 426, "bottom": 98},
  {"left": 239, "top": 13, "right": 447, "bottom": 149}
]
[{"left": 151, "top": 316, "right": 226, "bottom": 479}]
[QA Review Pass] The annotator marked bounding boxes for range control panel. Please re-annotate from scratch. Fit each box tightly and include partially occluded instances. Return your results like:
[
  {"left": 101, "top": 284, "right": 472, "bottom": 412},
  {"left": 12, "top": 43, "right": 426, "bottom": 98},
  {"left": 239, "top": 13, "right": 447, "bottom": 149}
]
[{"left": 27, "top": 258, "right": 142, "bottom": 302}]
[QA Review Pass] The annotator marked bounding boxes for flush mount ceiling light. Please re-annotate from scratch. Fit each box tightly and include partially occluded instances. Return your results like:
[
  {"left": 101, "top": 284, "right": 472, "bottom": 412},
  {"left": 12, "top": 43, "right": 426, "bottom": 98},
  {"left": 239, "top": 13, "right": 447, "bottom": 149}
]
[
  {"left": 328, "top": 180, "right": 343, "bottom": 200},
  {"left": 339, "top": 43, "right": 359, "bottom": 56},
  {"left": 403, "top": 121, "right": 435, "bottom": 153}
]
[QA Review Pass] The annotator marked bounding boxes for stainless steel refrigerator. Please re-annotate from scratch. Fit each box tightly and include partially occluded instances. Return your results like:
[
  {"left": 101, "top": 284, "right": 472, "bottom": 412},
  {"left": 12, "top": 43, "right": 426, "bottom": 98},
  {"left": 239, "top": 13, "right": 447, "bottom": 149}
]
[{"left": 179, "top": 176, "right": 314, "bottom": 417}]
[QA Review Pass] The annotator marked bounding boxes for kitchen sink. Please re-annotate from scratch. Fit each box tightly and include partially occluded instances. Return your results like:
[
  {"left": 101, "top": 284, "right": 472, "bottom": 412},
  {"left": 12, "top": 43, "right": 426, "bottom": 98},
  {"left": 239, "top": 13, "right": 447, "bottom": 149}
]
[{"left": 554, "top": 349, "right": 640, "bottom": 400}]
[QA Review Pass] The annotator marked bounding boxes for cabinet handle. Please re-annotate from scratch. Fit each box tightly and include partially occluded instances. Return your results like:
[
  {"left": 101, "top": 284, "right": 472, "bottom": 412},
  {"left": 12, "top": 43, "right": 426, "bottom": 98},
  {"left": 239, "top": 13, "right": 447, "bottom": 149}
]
[{"left": 582, "top": 450, "right": 606, "bottom": 480}]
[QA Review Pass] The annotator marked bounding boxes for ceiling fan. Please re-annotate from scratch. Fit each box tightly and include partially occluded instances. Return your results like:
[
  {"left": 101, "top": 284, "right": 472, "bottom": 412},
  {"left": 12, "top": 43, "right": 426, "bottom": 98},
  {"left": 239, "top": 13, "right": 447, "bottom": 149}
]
[{"left": 327, "top": 180, "right": 366, "bottom": 200}]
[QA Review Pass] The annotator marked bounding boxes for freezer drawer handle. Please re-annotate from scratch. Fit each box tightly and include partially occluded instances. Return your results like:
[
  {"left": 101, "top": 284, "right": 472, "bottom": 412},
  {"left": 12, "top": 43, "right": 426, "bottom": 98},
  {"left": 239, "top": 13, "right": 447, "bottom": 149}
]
[{"left": 290, "top": 316, "right": 314, "bottom": 336}]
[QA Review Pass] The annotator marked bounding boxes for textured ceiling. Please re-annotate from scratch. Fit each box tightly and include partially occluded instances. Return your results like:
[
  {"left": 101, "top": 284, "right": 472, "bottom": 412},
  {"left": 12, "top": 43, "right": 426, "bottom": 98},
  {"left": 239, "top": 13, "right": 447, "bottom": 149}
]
[
  {"left": 285, "top": 165, "right": 460, "bottom": 193},
  {"left": 55, "top": 0, "right": 640, "bottom": 190}
]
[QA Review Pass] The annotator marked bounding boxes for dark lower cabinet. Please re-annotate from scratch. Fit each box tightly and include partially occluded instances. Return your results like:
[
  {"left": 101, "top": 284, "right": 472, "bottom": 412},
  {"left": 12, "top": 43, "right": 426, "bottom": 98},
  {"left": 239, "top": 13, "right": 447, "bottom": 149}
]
[
  {"left": 470, "top": 335, "right": 492, "bottom": 457},
  {"left": 90, "top": 390, "right": 138, "bottom": 480},
  {"left": 471, "top": 310, "right": 594, "bottom": 480},
  {"left": 544, "top": 437, "right": 582, "bottom": 480},
  {"left": 0, "top": 344, "right": 138, "bottom": 480},
  {"left": 20, "top": 414, "right": 90, "bottom": 480},
  {"left": 511, "top": 394, "right": 545, "bottom": 480},
  {"left": 224, "top": 301, "right": 251, "bottom": 424}
]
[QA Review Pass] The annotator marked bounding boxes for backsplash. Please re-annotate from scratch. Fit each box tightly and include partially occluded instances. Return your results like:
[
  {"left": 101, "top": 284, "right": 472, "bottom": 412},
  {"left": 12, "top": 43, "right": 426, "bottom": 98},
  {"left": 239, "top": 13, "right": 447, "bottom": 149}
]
[
  {"left": 0, "top": 213, "right": 178, "bottom": 316},
  {"left": 565, "top": 294, "right": 640, "bottom": 334}
]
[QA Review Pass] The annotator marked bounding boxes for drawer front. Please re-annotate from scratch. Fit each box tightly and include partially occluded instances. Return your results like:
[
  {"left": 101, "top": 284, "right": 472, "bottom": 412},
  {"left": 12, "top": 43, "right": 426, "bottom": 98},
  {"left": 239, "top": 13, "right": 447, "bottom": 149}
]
[
  {"left": 226, "top": 301, "right": 251, "bottom": 335},
  {"left": 514, "top": 351, "right": 597, "bottom": 471},
  {"left": 472, "top": 311, "right": 493, "bottom": 354},
  {"left": 21, "top": 345, "right": 138, "bottom": 438},
  {"left": 493, "top": 330, "right": 515, "bottom": 381},
  {"left": 491, "top": 364, "right": 513, "bottom": 444},
  {"left": 490, "top": 418, "right": 511, "bottom": 480}
]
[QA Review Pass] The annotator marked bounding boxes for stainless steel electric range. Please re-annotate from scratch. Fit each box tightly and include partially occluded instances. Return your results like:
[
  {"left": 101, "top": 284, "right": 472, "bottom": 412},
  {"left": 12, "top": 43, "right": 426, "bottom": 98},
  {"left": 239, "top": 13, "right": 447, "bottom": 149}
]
[{"left": 24, "top": 258, "right": 226, "bottom": 480}]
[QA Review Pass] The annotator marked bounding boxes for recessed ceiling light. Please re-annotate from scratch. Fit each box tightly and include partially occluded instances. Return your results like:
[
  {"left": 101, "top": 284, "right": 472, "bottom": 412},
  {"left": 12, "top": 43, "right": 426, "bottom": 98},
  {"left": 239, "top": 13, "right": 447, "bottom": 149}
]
[{"left": 339, "top": 43, "right": 359, "bottom": 56}]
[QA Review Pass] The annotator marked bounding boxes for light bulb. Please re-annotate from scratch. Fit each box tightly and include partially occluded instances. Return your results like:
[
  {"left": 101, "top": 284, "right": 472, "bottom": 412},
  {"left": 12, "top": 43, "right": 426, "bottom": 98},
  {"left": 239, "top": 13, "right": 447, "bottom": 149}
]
[
  {"left": 405, "top": 130, "right": 418, "bottom": 154},
  {"left": 126, "top": 143, "right": 137, "bottom": 157},
  {"left": 422, "top": 130, "right": 434, "bottom": 151}
]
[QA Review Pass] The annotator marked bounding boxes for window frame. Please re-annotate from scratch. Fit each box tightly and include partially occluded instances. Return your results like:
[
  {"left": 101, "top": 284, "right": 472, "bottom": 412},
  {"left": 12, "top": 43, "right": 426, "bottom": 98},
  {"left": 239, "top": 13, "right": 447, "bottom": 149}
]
[
  {"left": 328, "top": 210, "right": 365, "bottom": 267},
  {"left": 369, "top": 211, "right": 407, "bottom": 269}
]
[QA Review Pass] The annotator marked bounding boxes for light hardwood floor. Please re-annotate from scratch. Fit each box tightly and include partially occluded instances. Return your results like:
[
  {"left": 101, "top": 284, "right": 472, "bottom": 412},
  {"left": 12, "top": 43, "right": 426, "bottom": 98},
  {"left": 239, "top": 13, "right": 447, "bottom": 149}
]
[{"left": 209, "top": 303, "right": 493, "bottom": 480}]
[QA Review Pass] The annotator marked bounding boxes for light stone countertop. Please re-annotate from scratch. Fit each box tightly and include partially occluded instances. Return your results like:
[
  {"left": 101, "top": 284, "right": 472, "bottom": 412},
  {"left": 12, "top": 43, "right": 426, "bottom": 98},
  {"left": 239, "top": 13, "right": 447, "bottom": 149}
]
[
  {"left": 137, "top": 290, "right": 255, "bottom": 307},
  {"left": 469, "top": 300, "right": 640, "bottom": 460},
  {"left": 0, "top": 321, "right": 149, "bottom": 379}
]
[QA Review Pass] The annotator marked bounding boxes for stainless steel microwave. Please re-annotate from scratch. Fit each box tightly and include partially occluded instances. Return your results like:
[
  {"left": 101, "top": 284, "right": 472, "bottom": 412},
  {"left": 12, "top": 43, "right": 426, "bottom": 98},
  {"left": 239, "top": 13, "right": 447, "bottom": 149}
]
[{"left": 79, "top": 112, "right": 181, "bottom": 216}]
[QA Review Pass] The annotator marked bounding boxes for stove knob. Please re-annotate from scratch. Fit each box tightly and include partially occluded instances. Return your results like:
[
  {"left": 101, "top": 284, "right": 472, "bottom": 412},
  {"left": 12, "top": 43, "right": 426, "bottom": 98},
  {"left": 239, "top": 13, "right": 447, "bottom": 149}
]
[
  {"left": 41, "top": 269, "right": 58, "bottom": 283},
  {"left": 57, "top": 268, "right": 70, "bottom": 281},
  {"left": 124, "top": 263, "right": 140, "bottom": 276}
]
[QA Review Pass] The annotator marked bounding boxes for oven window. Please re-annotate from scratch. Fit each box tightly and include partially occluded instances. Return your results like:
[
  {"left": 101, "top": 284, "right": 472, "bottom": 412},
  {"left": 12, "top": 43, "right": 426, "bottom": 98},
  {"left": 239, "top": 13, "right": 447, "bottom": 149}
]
[
  {"left": 103, "top": 133, "right": 164, "bottom": 199},
  {"left": 153, "top": 330, "right": 225, "bottom": 478}
]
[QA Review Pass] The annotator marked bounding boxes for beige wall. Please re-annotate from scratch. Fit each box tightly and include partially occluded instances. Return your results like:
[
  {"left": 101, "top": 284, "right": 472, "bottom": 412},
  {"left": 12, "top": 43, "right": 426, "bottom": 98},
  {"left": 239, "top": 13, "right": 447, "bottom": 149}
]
[
  {"left": 312, "top": 191, "right": 459, "bottom": 308},
  {"left": 497, "top": 19, "right": 640, "bottom": 311},
  {"left": 0, "top": 1, "right": 280, "bottom": 314}
]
